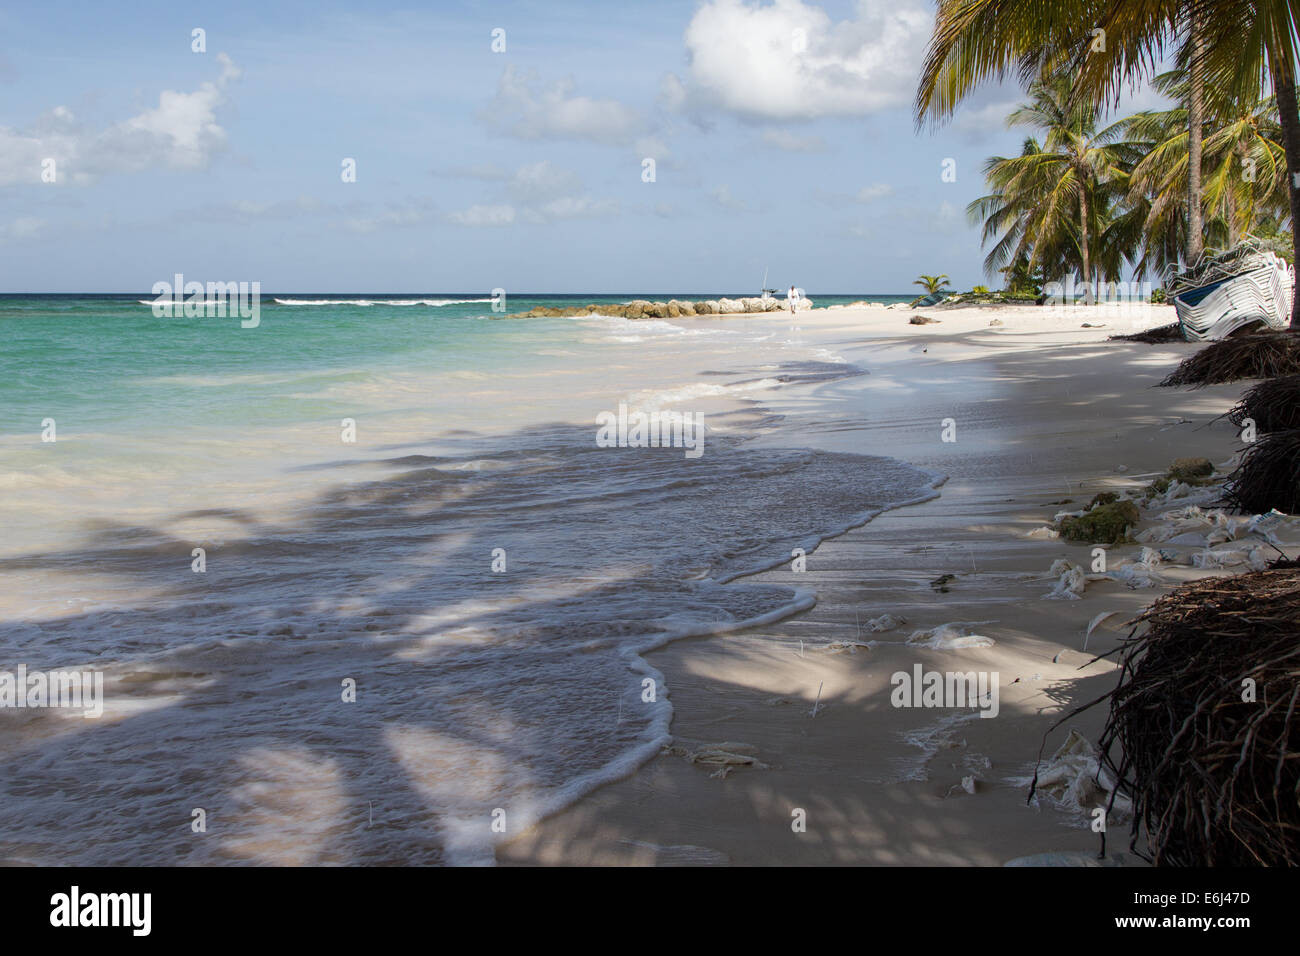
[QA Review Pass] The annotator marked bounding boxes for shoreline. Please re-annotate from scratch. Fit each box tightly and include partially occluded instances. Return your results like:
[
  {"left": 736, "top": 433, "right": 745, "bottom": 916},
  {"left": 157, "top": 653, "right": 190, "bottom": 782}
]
[{"left": 497, "top": 301, "right": 1256, "bottom": 866}]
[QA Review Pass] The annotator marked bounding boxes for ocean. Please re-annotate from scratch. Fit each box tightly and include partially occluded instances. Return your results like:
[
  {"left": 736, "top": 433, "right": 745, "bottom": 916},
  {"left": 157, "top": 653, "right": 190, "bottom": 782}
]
[{"left": 0, "top": 292, "right": 935, "bottom": 865}]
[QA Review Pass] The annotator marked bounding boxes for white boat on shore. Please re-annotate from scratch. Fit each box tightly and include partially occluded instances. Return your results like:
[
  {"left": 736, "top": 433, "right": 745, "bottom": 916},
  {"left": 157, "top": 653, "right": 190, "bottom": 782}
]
[{"left": 1167, "top": 239, "right": 1295, "bottom": 341}]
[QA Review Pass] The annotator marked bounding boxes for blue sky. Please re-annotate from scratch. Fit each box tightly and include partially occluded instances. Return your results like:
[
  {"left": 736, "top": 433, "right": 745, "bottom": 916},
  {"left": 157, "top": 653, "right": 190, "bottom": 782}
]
[{"left": 0, "top": 1, "right": 1164, "bottom": 293}]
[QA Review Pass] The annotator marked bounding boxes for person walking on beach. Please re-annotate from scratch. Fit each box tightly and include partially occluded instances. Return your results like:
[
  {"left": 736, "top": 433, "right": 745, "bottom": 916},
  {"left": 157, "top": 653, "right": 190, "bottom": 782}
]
[{"left": 788, "top": 285, "right": 798, "bottom": 314}]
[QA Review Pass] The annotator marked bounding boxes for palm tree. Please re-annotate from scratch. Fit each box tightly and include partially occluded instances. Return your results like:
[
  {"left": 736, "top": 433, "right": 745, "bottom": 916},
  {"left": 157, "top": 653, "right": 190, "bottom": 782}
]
[
  {"left": 1185, "top": 9, "right": 1208, "bottom": 263},
  {"left": 967, "top": 73, "right": 1142, "bottom": 300},
  {"left": 915, "top": 2, "right": 1209, "bottom": 259},
  {"left": 969, "top": 138, "right": 1053, "bottom": 284},
  {"left": 1194, "top": 1, "right": 1300, "bottom": 323},
  {"left": 913, "top": 274, "right": 953, "bottom": 294},
  {"left": 1124, "top": 70, "right": 1288, "bottom": 277},
  {"left": 1118, "top": 102, "right": 1192, "bottom": 279},
  {"left": 1204, "top": 103, "right": 1290, "bottom": 247},
  {"left": 998, "top": 256, "right": 1045, "bottom": 297},
  {"left": 914, "top": 0, "right": 1300, "bottom": 327}
]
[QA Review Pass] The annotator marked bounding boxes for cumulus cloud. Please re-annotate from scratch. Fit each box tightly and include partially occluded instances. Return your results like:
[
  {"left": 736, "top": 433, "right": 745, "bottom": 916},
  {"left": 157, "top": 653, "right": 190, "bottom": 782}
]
[
  {"left": 0, "top": 53, "right": 240, "bottom": 186},
  {"left": 672, "top": 0, "right": 932, "bottom": 121},
  {"left": 111, "top": 53, "right": 240, "bottom": 167},
  {"left": 484, "top": 66, "right": 644, "bottom": 145},
  {"left": 523, "top": 196, "right": 619, "bottom": 223}
]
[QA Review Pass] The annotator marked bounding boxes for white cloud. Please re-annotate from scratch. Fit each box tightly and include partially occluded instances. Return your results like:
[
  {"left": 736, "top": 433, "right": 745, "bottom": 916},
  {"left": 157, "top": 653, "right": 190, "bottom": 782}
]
[
  {"left": 760, "top": 128, "right": 827, "bottom": 151},
  {"left": 445, "top": 161, "right": 620, "bottom": 226},
  {"left": 523, "top": 196, "right": 619, "bottom": 222},
  {"left": 635, "top": 135, "right": 671, "bottom": 162},
  {"left": 0, "top": 115, "right": 75, "bottom": 186},
  {"left": 507, "top": 161, "right": 583, "bottom": 202},
  {"left": 658, "top": 73, "right": 688, "bottom": 112},
  {"left": 0, "top": 54, "right": 240, "bottom": 186},
  {"left": 484, "top": 66, "right": 644, "bottom": 145},
  {"left": 446, "top": 204, "right": 516, "bottom": 227},
  {"left": 343, "top": 200, "right": 438, "bottom": 233},
  {"left": 856, "top": 183, "right": 894, "bottom": 202},
  {"left": 674, "top": 0, "right": 932, "bottom": 121},
  {"left": 113, "top": 53, "right": 240, "bottom": 168}
]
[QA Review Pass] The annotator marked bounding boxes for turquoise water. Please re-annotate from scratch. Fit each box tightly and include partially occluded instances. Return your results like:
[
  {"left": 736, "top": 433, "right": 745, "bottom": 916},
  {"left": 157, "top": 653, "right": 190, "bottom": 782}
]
[{"left": 0, "top": 293, "right": 910, "bottom": 434}]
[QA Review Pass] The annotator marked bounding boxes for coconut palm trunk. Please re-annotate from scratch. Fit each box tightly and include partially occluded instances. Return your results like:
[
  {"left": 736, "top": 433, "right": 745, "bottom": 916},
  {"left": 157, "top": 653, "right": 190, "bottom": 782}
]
[
  {"left": 1079, "top": 184, "right": 1094, "bottom": 303},
  {"left": 1276, "top": 73, "right": 1300, "bottom": 329},
  {"left": 1186, "top": 9, "right": 1206, "bottom": 263},
  {"left": 1226, "top": 164, "right": 1240, "bottom": 247}
]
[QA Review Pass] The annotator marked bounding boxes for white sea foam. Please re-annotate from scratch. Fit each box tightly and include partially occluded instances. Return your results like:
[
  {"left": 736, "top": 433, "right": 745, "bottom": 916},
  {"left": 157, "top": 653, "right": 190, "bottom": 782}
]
[
  {"left": 576, "top": 315, "right": 739, "bottom": 338},
  {"left": 627, "top": 378, "right": 786, "bottom": 407},
  {"left": 271, "top": 298, "right": 493, "bottom": 306}
]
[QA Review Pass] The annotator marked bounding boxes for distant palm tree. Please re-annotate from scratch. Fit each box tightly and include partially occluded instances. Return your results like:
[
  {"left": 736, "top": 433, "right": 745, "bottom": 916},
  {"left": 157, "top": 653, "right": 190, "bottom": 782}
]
[
  {"left": 998, "top": 256, "right": 1045, "bottom": 297},
  {"left": 913, "top": 274, "right": 952, "bottom": 295},
  {"left": 1124, "top": 70, "right": 1288, "bottom": 277},
  {"left": 969, "top": 138, "right": 1061, "bottom": 284},
  {"left": 966, "top": 73, "right": 1142, "bottom": 300}
]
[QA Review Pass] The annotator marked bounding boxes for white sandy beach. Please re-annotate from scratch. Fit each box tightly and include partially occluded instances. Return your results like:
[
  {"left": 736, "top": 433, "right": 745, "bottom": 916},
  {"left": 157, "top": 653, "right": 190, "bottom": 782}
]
[
  {"left": 5, "top": 295, "right": 1285, "bottom": 868},
  {"left": 498, "top": 300, "right": 1271, "bottom": 866}
]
